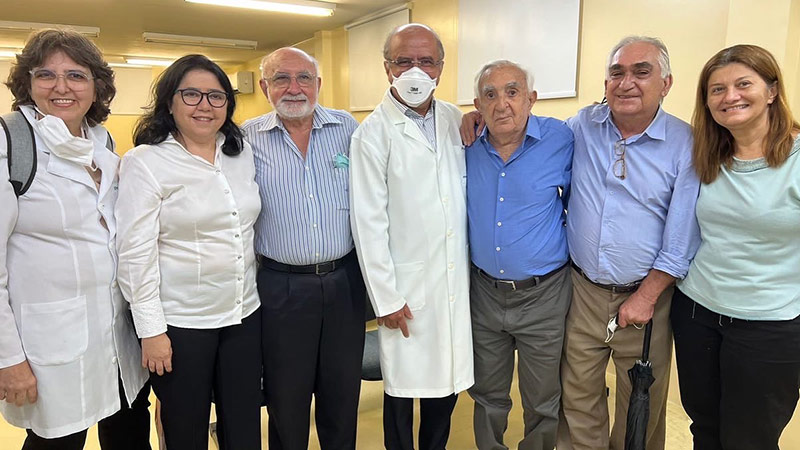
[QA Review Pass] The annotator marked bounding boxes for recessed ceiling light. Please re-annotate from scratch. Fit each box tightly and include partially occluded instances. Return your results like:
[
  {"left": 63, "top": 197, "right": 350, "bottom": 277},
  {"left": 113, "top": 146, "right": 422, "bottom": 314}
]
[
  {"left": 143, "top": 32, "right": 258, "bottom": 50},
  {"left": 0, "top": 20, "right": 100, "bottom": 37},
  {"left": 124, "top": 57, "right": 175, "bottom": 67},
  {"left": 185, "top": 0, "right": 336, "bottom": 17}
]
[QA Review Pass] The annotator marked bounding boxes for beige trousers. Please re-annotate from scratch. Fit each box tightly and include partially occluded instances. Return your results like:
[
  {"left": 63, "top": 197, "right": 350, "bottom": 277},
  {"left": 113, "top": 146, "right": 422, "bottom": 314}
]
[{"left": 556, "top": 268, "right": 672, "bottom": 450}]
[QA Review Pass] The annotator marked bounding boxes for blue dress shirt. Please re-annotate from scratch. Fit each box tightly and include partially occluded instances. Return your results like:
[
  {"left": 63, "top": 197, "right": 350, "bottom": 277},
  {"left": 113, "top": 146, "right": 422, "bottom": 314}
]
[
  {"left": 242, "top": 106, "right": 358, "bottom": 265},
  {"left": 566, "top": 104, "right": 701, "bottom": 285},
  {"left": 467, "top": 114, "right": 574, "bottom": 280}
]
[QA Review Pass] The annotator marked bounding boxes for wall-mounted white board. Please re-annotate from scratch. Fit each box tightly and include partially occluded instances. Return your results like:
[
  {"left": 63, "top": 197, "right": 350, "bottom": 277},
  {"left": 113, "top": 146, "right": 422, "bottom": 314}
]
[
  {"left": 457, "top": 0, "right": 580, "bottom": 104},
  {"left": 347, "top": 8, "right": 409, "bottom": 111}
]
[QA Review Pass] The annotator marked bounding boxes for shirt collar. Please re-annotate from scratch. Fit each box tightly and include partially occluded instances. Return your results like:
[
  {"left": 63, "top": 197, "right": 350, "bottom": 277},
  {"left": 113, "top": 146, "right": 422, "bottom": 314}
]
[
  {"left": 388, "top": 90, "right": 436, "bottom": 120},
  {"left": 165, "top": 132, "right": 226, "bottom": 150},
  {"left": 259, "top": 105, "right": 340, "bottom": 132},
  {"left": 591, "top": 103, "right": 667, "bottom": 142},
  {"left": 478, "top": 114, "right": 541, "bottom": 145}
]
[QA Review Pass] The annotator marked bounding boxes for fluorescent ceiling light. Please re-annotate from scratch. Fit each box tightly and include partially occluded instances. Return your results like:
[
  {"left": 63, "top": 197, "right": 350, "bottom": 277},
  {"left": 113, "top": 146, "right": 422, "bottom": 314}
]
[
  {"left": 0, "top": 48, "right": 21, "bottom": 59},
  {"left": 185, "top": 0, "right": 335, "bottom": 17},
  {"left": 124, "top": 57, "right": 174, "bottom": 67},
  {"left": 0, "top": 20, "right": 99, "bottom": 37},
  {"left": 143, "top": 32, "right": 258, "bottom": 50}
]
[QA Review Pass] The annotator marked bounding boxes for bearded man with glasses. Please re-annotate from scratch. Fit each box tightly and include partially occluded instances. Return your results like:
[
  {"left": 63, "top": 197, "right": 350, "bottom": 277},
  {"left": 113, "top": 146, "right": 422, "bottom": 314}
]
[{"left": 241, "top": 47, "right": 366, "bottom": 450}]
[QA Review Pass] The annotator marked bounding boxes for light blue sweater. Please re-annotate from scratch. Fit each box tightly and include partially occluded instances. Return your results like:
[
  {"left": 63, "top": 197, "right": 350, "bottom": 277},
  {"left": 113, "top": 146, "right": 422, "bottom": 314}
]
[{"left": 678, "top": 137, "right": 800, "bottom": 320}]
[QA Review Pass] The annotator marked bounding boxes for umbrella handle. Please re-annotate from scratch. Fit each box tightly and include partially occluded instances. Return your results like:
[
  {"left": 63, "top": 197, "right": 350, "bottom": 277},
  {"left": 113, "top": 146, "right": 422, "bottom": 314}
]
[{"left": 641, "top": 320, "right": 653, "bottom": 362}]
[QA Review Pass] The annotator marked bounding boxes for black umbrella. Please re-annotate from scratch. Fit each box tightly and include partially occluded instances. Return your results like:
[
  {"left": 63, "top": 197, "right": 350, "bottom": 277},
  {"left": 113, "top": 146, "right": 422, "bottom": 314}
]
[{"left": 624, "top": 320, "right": 654, "bottom": 450}]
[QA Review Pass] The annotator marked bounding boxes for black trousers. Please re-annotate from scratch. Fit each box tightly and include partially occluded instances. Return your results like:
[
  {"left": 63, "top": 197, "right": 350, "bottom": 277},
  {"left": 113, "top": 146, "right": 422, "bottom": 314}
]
[
  {"left": 671, "top": 288, "right": 800, "bottom": 450},
  {"left": 149, "top": 309, "right": 263, "bottom": 450},
  {"left": 23, "top": 379, "right": 151, "bottom": 450},
  {"left": 259, "top": 255, "right": 366, "bottom": 450},
  {"left": 383, "top": 393, "right": 458, "bottom": 450}
]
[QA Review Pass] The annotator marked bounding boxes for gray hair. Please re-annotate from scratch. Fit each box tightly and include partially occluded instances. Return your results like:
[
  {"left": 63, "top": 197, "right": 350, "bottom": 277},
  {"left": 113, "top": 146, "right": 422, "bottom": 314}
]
[
  {"left": 473, "top": 59, "right": 535, "bottom": 98},
  {"left": 606, "top": 36, "right": 671, "bottom": 79},
  {"left": 259, "top": 47, "right": 320, "bottom": 79},
  {"left": 382, "top": 23, "right": 445, "bottom": 61}
]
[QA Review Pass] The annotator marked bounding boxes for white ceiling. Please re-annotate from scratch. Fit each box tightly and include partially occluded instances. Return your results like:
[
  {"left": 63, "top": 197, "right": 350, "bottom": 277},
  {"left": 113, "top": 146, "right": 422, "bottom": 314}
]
[{"left": 0, "top": 0, "right": 403, "bottom": 65}]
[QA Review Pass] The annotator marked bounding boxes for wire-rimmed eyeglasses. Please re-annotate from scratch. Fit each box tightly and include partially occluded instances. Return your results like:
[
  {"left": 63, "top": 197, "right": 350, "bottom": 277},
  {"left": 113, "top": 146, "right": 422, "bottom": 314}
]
[
  {"left": 613, "top": 139, "right": 627, "bottom": 180},
  {"left": 29, "top": 69, "right": 94, "bottom": 91},
  {"left": 385, "top": 58, "right": 443, "bottom": 69},
  {"left": 175, "top": 88, "right": 229, "bottom": 108},
  {"left": 267, "top": 72, "right": 316, "bottom": 89}
]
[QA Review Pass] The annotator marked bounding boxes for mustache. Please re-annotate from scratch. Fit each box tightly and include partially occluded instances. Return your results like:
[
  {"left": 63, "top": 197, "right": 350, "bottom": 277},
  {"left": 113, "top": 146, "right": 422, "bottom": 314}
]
[{"left": 278, "top": 94, "right": 308, "bottom": 103}]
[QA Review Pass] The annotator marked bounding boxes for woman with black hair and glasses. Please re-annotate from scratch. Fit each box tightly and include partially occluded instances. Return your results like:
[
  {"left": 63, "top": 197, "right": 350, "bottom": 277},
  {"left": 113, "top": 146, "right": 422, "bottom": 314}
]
[{"left": 116, "top": 54, "right": 262, "bottom": 450}]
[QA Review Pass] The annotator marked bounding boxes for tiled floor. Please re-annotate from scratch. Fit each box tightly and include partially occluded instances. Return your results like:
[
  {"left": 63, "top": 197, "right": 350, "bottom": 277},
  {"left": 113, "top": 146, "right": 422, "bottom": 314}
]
[{"left": 3, "top": 356, "right": 799, "bottom": 449}]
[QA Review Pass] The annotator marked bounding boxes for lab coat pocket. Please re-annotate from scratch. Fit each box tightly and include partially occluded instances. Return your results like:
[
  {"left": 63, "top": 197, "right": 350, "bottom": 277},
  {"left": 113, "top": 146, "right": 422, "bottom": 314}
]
[
  {"left": 395, "top": 261, "right": 427, "bottom": 312},
  {"left": 21, "top": 295, "right": 89, "bottom": 366}
]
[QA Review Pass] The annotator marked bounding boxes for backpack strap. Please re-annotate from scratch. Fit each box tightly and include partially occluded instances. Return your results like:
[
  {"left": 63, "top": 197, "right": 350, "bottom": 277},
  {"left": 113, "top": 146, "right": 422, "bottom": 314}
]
[{"left": 0, "top": 111, "right": 37, "bottom": 198}]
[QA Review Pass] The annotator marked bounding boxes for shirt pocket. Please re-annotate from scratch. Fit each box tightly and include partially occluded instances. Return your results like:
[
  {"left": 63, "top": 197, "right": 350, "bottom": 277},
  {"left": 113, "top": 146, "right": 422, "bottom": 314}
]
[
  {"left": 333, "top": 168, "right": 350, "bottom": 210},
  {"left": 21, "top": 295, "right": 89, "bottom": 366},
  {"left": 394, "top": 261, "right": 427, "bottom": 312}
]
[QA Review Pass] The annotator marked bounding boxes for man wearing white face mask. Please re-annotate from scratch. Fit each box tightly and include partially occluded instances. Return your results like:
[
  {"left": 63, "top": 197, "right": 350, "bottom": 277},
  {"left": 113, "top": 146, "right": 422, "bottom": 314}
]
[{"left": 349, "top": 23, "right": 473, "bottom": 450}]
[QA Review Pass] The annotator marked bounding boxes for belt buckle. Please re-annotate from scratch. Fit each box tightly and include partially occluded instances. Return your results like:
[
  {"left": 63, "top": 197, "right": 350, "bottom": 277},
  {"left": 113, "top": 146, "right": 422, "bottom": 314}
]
[
  {"left": 497, "top": 280, "right": 516, "bottom": 291},
  {"left": 315, "top": 261, "right": 335, "bottom": 275}
]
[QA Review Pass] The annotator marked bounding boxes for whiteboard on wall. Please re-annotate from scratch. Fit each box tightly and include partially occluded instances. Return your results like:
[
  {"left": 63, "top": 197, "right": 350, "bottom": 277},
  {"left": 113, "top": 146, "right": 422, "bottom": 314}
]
[
  {"left": 347, "top": 8, "right": 409, "bottom": 111},
  {"left": 110, "top": 66, "right": 153, "bottom": 115},
  {"left": 457, "top": 0, "right": 580, "bottom": 104},
  {"left": 0, "top": 61, "right": 13, "bottom": 114}
]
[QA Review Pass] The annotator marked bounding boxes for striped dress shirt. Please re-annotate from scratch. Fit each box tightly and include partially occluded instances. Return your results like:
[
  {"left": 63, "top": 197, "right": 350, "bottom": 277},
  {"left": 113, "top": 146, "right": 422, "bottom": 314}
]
[{"left": 243, "top": 106, "right": 358, "bottom": 265}]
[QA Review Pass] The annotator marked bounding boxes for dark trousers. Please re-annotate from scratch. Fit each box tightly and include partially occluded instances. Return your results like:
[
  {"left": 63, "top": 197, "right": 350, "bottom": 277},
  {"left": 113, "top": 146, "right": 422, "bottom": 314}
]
[
  {"left": 383, "top": 393, "right": 458, "bottom": 450},
  {"left": 259, "top": 255, "right": 366, "bottom": 450},
  {"left": 149, "top": 309, "right": 263, "bottom": 450},
  {"left": 671, "top": 288, "right": 800, "bottom": 450},
  {"left": 23, "top": 379, "right": 151, "bottom": 450}
]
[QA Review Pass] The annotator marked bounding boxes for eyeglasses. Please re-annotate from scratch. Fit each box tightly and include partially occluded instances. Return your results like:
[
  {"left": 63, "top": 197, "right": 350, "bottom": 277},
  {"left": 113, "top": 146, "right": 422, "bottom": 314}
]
[
  {"left": 267, "top": 72, "right": 316, "bottom": 89},
  {"left": 386, "top": 58, "right": 443, "bottom": 69},
  {"left": 613, "top": 139, "right": 627, "bottom": 180},
  {"left": 29, "top": 69, "right": 94, "bottom": 91},
  {"left": 175, "top": 88, "right": 229, "bottom": 108}
]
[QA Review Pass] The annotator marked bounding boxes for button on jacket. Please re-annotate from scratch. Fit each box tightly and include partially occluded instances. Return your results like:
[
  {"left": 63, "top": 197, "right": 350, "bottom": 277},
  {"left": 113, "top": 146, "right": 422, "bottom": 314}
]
[
  {"left": 116, "top": 134, "right": 261, "bottom": 338},
  {"left": 0, "top": 105, "right": 148, "bottom": 438}
]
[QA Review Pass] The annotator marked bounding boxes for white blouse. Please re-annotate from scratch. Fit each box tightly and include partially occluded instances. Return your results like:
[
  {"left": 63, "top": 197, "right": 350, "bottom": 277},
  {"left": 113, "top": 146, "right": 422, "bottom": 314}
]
[{"left": 116, "top": 134, "right": 261, "bottom": 338}]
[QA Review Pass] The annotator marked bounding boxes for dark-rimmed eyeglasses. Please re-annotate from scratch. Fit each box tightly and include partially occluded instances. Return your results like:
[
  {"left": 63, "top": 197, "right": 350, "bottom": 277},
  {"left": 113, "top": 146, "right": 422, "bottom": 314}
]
[
  {"left": 267, "top": 72, "right": 316, "bottom": 89},
  {"left": 386, "top": 58, "right": 443, "bottom": 69},
  {"left": 29, "top": 69, "right": 93, "bottom": 91},
  {"left": 175, "top": 88, "right": 229, "bottom": 108},
  {"left": 613, "top": 139, "right": 627, "bottom": 180}
]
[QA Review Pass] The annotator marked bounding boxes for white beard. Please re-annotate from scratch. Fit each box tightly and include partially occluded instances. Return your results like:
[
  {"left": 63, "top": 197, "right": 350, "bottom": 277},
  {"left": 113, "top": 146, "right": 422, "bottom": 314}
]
[{"left": 269, "top": 93, "right": 316, "bottom": 119}]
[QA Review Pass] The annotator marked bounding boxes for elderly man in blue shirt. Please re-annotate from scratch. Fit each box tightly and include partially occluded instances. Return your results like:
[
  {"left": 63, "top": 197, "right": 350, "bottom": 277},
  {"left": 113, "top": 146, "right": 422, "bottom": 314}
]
[
  {"left": 242, "top": 47, "right": 365, "bottom": 450},
  {"left": 558, "top": 36, "right": 701, "bottom": 450},
  {"left": 466, "top": 60, "right": 574, "bottom": 450}
]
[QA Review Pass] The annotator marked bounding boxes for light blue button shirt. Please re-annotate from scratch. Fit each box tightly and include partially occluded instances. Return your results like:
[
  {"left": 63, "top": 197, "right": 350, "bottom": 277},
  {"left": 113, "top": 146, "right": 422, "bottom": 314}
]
[
  {"left": 566, "top": 103, "right": 701, "bottom": 285},
  {"left": 242, "top": 106, "right": 358, "bottom": 265}
]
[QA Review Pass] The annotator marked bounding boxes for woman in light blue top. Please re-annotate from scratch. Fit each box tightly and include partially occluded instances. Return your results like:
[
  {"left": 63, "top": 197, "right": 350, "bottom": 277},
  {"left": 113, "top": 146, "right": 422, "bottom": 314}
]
[{"left": 672, "top": 44, "right": 800, "bottom": 450}]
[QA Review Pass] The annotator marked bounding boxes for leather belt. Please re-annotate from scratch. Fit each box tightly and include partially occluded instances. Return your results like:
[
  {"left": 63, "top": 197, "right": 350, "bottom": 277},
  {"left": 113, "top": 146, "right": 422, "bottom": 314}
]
[
  {"left": 570, "top": 262, "right": 642, "bottom": 293},
  {"left": 258, "top": 251, "right": 353, "bottom": 275},
  {"left": 472, "top": 262, "right": 568, "bottom": 292}
]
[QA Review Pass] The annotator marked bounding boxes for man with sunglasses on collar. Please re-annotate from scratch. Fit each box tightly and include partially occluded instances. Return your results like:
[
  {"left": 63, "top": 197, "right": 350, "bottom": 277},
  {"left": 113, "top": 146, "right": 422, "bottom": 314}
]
[
  {"left": 558, "top": 36, "right": 700, "bottom": 450},
  {"left": 242, "top": 47, "right": 365, "bottom": 450}
]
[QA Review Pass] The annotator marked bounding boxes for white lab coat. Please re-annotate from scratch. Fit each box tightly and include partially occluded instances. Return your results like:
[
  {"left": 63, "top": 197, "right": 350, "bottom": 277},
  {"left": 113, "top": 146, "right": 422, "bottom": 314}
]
[
  {"left": 349, "top": 91, "right": 473, "bottom": 398},
  {"left": 0, "top": 106, "right": 148, "bottom": 438}
]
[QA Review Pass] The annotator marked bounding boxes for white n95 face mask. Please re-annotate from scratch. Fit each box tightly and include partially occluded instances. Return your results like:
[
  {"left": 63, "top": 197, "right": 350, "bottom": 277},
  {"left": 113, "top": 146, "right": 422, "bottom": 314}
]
[
  {"left": 391, "top": 67, "right": 437, "bottom": 107},
  {"left": 32, "top": 113, "right": 94, "bottom": 167}
]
